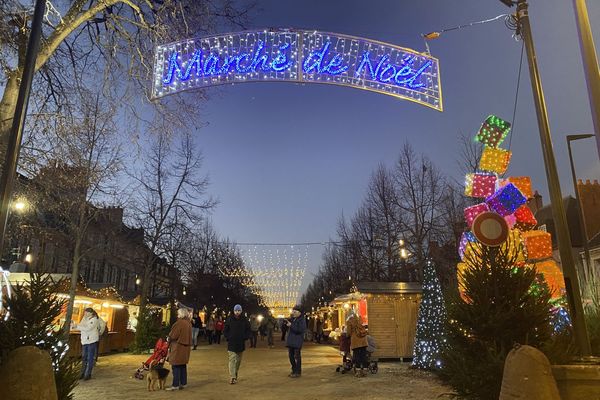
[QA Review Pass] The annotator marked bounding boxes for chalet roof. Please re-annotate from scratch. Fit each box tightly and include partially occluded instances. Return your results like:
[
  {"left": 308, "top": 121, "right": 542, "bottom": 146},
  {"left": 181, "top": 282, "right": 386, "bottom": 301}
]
[{"left": 356, "top": 281, "right": 422, "bottom": 294}]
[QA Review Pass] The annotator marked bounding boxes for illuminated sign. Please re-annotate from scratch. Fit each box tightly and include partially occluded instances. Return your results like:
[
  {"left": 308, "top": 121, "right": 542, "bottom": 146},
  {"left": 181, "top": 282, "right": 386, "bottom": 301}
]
[{"left": 153, "top": 29, "right": 442, "bottom": 111}]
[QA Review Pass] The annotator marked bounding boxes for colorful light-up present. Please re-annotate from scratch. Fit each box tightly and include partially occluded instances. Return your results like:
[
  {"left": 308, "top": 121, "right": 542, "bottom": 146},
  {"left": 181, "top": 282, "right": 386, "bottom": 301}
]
[
  {"left": 486, "top": 183, "right": 527, "bottom": 216},
  {"left": 465, "top": 173, "right": 497, "bottom": 198},
  {"left": 458, "top": 231, "right": 478, "bottom": 261},
  {"left": 505, "top": 213, "right": 517, "bottom": 229},
  {"left": 504, "top": 229, "right": 527, "bottom": 262},
  {"left": 475, "top": 115, "right": 511, "bottom": 148},
  {"left": 464, "top": 203, "right": 489, "bottom": 228},
  {"left": 523, "top": 230, "right": 553, "bottom": 260},
  {"left": 507, "top": 176, "right": 533, "bottom": 199},
  {"left": 534, "top": 259, "right": 565, "bottom": 298},
  {"left": 514, "top": 205, "right": 537, "bottom": 231},
  {"left": 479, "top": 147, "right": 512, "bottom": 174},
  {"left": 498, "top": 176, "right": 533, "bottom": 199}
]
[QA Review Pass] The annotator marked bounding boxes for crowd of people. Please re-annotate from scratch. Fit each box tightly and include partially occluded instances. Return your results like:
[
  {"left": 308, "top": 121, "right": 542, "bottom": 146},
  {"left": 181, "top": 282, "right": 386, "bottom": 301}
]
[{"left": 76, "top": 302, "right": 372, "bottom": 390}]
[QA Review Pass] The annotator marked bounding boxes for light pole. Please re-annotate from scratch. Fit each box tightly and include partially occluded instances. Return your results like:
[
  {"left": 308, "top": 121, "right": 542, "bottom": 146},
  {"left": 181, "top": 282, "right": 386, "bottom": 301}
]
[
  {"left": 500, "top": 0, "right": 592, "bottom": 355},
  {"left": 0, "top": 0, "right": 46, "bottom": 259},
  {"left": 572, "top": 0, "right": 600, "bottom": 161},
  {"left": 567, "top": 134, "right": 595, "bottom": 283}
]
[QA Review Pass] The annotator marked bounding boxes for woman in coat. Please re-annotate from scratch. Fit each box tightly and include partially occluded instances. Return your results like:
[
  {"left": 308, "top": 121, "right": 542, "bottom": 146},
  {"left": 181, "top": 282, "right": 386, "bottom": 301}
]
[
  {"left": 72, "top": 307, "right": 99, "bottom": 380},
  {"left": 346, "top": 313, "right": 369, "bottom": 377},
  {"left": 167, "top": 308, "right": 193, "bottom": 390}
]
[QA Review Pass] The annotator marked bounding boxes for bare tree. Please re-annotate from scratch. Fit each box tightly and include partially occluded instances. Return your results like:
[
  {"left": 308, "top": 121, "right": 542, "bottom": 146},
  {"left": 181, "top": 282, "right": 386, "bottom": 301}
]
[
  {"left": 0, "top": 0, "right": 253, "bottom": 180},
  {"left": 129, "top": 129, "right": 215, "bottom": 342},
  {"left": 14, "top": 87, "right": 124, "bottom": 336}
]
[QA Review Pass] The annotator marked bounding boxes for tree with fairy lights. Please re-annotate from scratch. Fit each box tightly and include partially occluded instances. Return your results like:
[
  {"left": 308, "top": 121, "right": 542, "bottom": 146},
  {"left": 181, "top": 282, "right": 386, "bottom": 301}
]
[
  {"left": 412, "top": 259, "right": 446, "bottom": 370},
  {"left": 439, "top": 238, "right": 553, "bottom": 400}
]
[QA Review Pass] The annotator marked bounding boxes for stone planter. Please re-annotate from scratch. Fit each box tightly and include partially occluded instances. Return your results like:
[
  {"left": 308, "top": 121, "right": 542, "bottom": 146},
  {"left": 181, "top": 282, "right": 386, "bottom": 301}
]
[{"left": 552, "top": 363, "right": 600, "bottom": 400}]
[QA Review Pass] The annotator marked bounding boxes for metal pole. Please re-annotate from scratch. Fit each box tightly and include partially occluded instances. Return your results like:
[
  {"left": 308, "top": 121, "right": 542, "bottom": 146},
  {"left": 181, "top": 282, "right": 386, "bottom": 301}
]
[
  {"left": 516, "top": 0, "right": 592, "bottom": 355},
  {"left": 567, "top": 135, "right": 594, "bottom": 285},
  {"left": 572, "top": 0, "right": 600, "bottom": 161},
  {"left": 0, "top": 0, "right": 46, "bottom": 260}
]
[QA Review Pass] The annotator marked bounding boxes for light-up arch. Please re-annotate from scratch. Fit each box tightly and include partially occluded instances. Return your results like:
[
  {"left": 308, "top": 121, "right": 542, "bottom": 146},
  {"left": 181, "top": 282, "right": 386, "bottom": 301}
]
[{"left": 152, "top": 29, "right": 442, "bottom": 111}]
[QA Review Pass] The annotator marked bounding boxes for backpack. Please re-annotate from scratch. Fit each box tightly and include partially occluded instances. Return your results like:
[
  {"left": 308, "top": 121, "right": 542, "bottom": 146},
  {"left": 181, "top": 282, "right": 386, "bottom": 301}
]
[{"left": 97, "top": 317, "right": 107, "bottom": 337}]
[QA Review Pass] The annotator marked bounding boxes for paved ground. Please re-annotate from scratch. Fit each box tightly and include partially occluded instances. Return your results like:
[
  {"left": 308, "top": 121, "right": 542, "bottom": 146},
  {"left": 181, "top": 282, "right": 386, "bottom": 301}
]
[{"left": 73, "top": 339, "right": 453, "bottom": 400}]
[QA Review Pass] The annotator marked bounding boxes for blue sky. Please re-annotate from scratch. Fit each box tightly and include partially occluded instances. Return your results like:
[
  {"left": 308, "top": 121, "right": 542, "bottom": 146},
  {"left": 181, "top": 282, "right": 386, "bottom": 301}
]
[{"left": 180, "top": 0, "right": 600, "bottom": 294}]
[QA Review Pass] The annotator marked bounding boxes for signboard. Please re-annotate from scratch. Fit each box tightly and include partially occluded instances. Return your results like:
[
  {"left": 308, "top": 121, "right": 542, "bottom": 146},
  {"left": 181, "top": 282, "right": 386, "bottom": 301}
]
[{"left": 153, "top": 29, "right": 442, "bottom": 111}]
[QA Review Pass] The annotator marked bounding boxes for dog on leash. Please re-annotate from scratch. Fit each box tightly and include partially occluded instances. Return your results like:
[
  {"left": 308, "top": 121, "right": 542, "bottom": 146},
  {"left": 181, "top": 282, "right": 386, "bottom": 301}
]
[{"left": 147, "top": 366, "right": 170, "bottom": 391}]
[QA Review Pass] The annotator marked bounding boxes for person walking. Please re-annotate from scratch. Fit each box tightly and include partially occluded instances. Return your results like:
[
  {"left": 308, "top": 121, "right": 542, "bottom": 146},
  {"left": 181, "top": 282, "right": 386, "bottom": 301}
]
[
  {"left": 214, "top": 316, "right": 224, "bottom": 344},
  {"left": 280, "top": 318, "right": 288, "bottom": 341},
  {"left": 263, "top": 311, "right": 277, "bottom": 348},
  {"left": 207, "top": 315, "right": 215, "bottom": 345},
  {"left": 285, "top": 305, "right": 307, "bottom": 378},
  {"left": 346, "top": 313, "right": 369, "bottom": 377},
  {"left": 191, "top": 311, "right": 202, "bottom": 350},
  {"left": 249, "top": 314, "right": 260, "bottom": 348},
  {"left": 315, "top": 316, "right": 323, "bottom": 344},
  {"left": 166, "top": 308, "right": 193, "bottom": 390},
  {"left": 72, "top": 307, "right": 100, "bottom": 380},
  {"left": 223, "top": 304, "right": 251, "bottom": 384}
]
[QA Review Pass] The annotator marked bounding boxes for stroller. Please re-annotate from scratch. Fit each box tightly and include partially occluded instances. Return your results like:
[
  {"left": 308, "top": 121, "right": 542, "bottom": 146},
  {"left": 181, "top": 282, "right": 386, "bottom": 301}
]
[
  {"left": 336, "top": 333, "right": 378, "bottom": 375},
  {"left": 134, "top": 338, "right": 169, "bottom": 380}
]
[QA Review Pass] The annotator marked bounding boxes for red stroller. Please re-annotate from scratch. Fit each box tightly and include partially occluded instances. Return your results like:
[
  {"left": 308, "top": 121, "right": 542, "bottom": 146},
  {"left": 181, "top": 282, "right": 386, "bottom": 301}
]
[{"left": 134, "top": 338, "right": 169, "bottom": 379}]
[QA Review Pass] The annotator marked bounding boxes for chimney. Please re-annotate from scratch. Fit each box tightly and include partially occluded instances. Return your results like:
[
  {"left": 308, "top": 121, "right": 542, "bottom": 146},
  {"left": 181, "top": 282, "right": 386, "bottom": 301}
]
[
  {"left": 528, "top": 190, "right": 543, "bottom": 214},
  {"left": 578, "top": 179, "right": 600, "bottom": 238}
]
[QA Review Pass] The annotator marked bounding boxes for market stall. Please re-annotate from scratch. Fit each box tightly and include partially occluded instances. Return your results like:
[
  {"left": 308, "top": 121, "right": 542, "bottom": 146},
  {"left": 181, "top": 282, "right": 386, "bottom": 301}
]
[{"left": 331, "top": 282, "right": 422, "bottom": 359}]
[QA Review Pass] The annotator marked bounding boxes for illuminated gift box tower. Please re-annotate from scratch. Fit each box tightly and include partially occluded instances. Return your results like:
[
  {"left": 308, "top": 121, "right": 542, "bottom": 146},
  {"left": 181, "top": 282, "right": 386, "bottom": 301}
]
[{"left": 457, "top": 114, "right": 565, "bottom": 302}]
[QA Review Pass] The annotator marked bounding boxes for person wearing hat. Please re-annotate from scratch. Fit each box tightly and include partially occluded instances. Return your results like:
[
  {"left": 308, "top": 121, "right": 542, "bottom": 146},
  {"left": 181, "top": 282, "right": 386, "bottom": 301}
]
[
  {"left": 223, "top": 304, "right": 251, "bottom": 384},
  {"left": 285, "top": 305, "right": 307, "bottom": 378}
]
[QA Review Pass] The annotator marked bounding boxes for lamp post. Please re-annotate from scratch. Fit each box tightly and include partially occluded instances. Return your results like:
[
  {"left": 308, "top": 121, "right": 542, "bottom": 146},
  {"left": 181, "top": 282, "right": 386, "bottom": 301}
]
[
  {"left": 567, "top": 134, "right": 595, "bottom": 283},
  {"left": 500, "top": 0, "right": 591, "bottom": 355},
  {"left": 572, "top": 0, "right": 600, "bottom": 161}
]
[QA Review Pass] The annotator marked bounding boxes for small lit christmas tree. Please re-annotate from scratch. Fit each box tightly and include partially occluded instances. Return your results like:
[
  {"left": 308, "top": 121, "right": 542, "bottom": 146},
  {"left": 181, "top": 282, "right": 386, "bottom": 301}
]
[{"left": 412, "top": 259, "right": 446, "bottom": 370}]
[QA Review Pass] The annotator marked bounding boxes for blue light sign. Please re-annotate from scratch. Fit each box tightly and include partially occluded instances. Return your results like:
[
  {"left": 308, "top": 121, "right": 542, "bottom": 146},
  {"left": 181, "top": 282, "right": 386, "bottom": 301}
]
[{"left": 153, "top": 29, "right": 442, "bottom": 111}]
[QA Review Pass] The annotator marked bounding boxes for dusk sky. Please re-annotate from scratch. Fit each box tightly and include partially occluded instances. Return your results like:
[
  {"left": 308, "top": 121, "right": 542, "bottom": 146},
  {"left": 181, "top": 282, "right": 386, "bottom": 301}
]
[{"left": 181, "top": 0, "right": 600, "bottom": 293}]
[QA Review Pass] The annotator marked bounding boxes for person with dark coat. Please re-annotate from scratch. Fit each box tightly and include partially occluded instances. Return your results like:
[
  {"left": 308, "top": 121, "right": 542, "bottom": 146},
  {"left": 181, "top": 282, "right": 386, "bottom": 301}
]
[
  {"left": 223, "top": 304, "right": 251, "bottom": 384},
  {"left": 285, "top": 305, "right": 307, "bottom": 378},
  {"left": 262, "top": 311, "right": 277, "bottom": 348},
  {"left": 280, "top": 318, "right": 288, "bottom": 341},
  {"left": 166, "top": 308, "right": 193, "bottom": 390},
  {"left": 191, "top": 311, "right": 202, "bottom": 350}
]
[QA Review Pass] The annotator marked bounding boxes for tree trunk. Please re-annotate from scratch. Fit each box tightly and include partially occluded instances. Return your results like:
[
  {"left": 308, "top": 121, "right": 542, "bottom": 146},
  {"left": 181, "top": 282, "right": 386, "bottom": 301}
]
[
  {"left": 0, "top": 72, "right": 20, "bottom": 182},
  {"left": 135, "top": 252, "right": 154, "bottom": 345},
  {"left": 62, "top": 233, "right": 83, "bottom": 338}
]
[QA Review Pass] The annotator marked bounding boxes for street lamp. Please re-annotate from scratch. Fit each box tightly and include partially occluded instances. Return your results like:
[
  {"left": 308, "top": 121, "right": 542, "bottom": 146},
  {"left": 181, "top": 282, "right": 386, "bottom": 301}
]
[
  {"left": 498, "top": 0, "right": 592, "bottom": 356},
  {"left": 566, "top": 134, "right": 595, "bottom": 282},
  {"left": 12, "top": 199, "right": 27, "bottom": 212}
]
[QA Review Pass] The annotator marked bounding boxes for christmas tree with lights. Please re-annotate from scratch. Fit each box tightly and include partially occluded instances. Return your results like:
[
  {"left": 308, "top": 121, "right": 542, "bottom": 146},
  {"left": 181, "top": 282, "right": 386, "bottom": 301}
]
[{"left": 412, "top": 259, "right": 446, "bottom": 370}]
